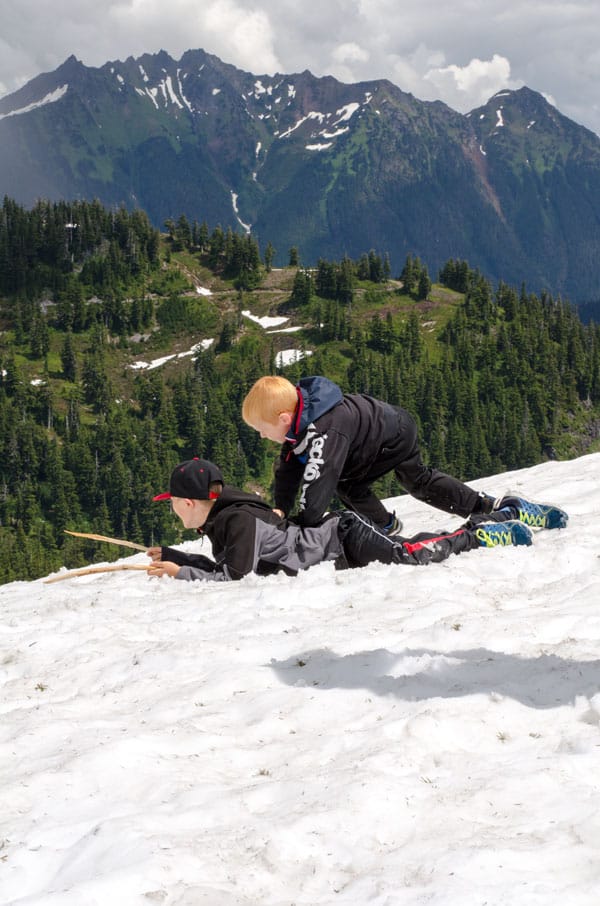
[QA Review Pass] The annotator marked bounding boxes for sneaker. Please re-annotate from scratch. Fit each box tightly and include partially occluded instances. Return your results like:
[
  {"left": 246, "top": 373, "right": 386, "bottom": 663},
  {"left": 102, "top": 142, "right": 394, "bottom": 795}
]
[
  {"left": 383, "top": 513, "right": 403, "bottom": 537},
  {"left": 474, "top": 520, "right": 533, "bottom": 548},
  {"left": 497, "top": 496, "right": 568, "bottom": 530}
]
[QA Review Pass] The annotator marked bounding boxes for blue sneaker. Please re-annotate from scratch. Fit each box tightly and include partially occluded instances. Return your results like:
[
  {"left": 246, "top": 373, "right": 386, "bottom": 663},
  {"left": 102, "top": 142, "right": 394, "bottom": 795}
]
[
  {"left": 383, "top": 513, "right": 403, "bottom": 537},
  {"left": 474, "top": 520, "right": 533, "bottom": 548},
  {"left": 498, "top": 496, "right": 568, "bottom": 530}
]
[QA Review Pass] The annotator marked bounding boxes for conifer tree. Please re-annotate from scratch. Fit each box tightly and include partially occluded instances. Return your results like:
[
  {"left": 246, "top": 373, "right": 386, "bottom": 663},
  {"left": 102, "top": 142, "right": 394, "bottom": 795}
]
[
  {"left": 417, "top": 267, "right": 432, "bottom": 300},
  {"left": 264, "top": 241, "right": 275, "bottom": 272},
  {"left": 60, "top": 331, "right": 77, "bottom": 382}
]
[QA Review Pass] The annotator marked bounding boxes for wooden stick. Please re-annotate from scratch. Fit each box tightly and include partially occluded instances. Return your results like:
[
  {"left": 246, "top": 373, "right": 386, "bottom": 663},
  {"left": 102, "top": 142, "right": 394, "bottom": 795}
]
[
  {"left": 64, "top": 530, "right": 147, "bottom": 551},
  {"left": 44, "top": 563, "right": 152, "bottom": 584}
]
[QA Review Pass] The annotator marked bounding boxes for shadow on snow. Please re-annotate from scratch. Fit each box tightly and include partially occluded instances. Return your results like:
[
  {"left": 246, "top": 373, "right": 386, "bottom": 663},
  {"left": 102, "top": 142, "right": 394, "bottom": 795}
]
[{"left": 268, "top": 647, "right": 600, "bottom": 711}]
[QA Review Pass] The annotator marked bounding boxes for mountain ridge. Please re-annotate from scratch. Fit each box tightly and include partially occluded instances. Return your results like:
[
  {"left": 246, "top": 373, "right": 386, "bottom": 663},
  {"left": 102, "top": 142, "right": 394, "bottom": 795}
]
[{"left": 1, "top": 49, "right": 600, "bottom": 302}]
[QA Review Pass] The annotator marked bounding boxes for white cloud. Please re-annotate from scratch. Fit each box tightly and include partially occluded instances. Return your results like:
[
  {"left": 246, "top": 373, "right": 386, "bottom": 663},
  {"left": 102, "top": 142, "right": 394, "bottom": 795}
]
[
  {"left": 0, "top": 0, "right": 599, "bottom": 135},
  {"left": 194, "top": 0, "right": 281, "bottom": 74},
  {"left": 424, "top": 53, "right": 523, "bottom": 111},
  {"left": 332, "top": 42, "right": 369, "bottom": 66},
  {"left": 329, "top": 42, "right": 370, "bottom": 83},
  {"left": 107, "top": 0, "right": 281, "bottom": 74}
]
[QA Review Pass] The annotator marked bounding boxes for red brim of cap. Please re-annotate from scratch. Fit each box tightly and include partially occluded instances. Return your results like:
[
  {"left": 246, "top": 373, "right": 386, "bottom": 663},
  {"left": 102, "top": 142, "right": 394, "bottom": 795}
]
[{"left": 153, "top": 492, "right": 172, "bottom": 501}]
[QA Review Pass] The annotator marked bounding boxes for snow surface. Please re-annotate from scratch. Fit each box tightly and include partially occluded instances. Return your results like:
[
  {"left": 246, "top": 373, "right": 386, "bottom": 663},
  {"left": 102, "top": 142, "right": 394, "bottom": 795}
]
[{"left": 1, "top": 453, "right": 600, "bottom": 905}]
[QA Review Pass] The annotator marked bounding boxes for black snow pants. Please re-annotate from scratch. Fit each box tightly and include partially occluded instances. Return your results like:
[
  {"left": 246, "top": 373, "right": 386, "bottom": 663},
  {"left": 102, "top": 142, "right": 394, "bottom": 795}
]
[
  {"left": 336, "top": 509, "right": 515, "bottom": 568},
  {"left": 336, "top": 405, "right": 491, "bottom": 524}
]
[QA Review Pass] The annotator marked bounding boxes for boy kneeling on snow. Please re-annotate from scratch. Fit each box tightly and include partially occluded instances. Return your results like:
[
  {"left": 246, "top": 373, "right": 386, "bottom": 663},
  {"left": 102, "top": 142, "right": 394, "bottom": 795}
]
[{"left": 148, "top": 458, "right": 567, "bottom": 582}]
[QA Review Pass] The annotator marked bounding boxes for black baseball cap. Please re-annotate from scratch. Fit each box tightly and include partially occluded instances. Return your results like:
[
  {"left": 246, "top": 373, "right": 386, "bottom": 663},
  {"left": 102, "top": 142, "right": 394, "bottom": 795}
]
[{"left": 153, "top": 458, "right": 224, "bottom": 501}]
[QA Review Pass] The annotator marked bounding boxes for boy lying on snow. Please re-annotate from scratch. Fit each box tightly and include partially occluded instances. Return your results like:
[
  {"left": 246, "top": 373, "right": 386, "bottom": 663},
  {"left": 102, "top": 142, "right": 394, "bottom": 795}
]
[{"left": 147, "top": 458, "right": 568, "bottom": 582}]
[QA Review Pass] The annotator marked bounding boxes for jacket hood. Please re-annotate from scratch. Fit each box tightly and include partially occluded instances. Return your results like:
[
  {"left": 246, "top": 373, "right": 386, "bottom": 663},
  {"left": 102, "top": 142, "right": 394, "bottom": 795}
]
[
  {"left": 201, "top": 484, "right": 277, "bottom": 533},
  {"left": 207, "top": 485, "right": 272, "bottom": 516},
  {"left": 287, "top": 376, "right": 343, "bottom": 441}
]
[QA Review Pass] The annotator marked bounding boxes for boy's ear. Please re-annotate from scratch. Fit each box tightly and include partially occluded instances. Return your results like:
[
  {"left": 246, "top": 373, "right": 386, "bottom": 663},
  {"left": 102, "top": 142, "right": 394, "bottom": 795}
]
[{"left": 279, "top": 411, "right": 293, "bottom": 429}]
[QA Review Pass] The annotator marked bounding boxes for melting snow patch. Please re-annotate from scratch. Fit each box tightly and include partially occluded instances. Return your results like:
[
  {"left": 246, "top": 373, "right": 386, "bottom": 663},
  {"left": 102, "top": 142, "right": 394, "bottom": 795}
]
[
  {"left": 178, "top": 70, "right": 194, "bottom": 113},
  {"left": 279, "top": 111, "right": 326, "bottom": 139},
  {"left": 145, "top": 87, "right": 160, "bottom": 109},
  {"left": 276, "top": 349, "right": 313, "bottom": 367},
  {"left": 130, "top": 354, "right": 177, "bottom": 371},
  {"left": 196, "top": 286, "right": 212, "bottom": 296},
  {"left": 322, "top": 127, "right": 349, "bottom": 139},
  {"left": 0, "top": 84, "right": 68, "bottom": 120},
  {"left": 164, "top": 76, "right": 183, "bottom": 109},
  {"left": 231, "top": 192, "right": 252, "bottom": 232},
  {"left": 334, "top": 103, "right": 360, "bottom": 123},
  {"left": 243, "top": 310, "right": 289, "bottom": 329},
  {"left": 177, "top": 339, "right": 215, "bottom": 359},
  {"left": 267, "top": 326, "right": 303, "bottom": 335},
  {"left": 129, "top": 339, "right": 214, "bottom": 371},
  {"left": 496, "top": 108, "right": 505, "bottom": 128},
  {"left": 306, "top": 143, "right": 333, "bottom": 151}
]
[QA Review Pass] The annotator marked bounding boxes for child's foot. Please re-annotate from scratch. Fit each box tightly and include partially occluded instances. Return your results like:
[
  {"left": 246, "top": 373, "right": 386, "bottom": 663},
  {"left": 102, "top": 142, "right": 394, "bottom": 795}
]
[
  {"left": 474, "top": 520, "right": 533, "bottom": 548},
  {"left": 497, "top": 496, "right": 568, "bottom": 529},
  {"left": 382, "top": 513, "right": 403, "bottom": 537}
]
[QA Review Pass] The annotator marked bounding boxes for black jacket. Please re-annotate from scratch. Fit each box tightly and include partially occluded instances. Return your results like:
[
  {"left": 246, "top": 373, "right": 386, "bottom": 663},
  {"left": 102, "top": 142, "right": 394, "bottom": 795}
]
[
  {"left": 160, "top": 484, "right": 342, "bottom": 581},
  {"left": 275, "top": 376, "right": 399, "bottom": 525}
]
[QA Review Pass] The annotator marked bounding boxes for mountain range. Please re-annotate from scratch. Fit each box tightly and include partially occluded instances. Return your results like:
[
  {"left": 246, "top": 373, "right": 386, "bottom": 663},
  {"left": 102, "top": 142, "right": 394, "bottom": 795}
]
[{"left": 1, "top": 48, "right": 600, "bottom": 302}]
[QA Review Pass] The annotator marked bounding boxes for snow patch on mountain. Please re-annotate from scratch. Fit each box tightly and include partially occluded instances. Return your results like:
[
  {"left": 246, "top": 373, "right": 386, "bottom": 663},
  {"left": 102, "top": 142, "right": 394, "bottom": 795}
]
[
  {"left": 129, "top": 338, "right": 214, "bottom": 371},
  {"left": 231, "top": 192, "right": 251, "bottom": 232},
  {"left": 242, "top": 311, "right": 289, "bottom": 328},
  {"left": 276, "top": 348, "right": 313, "bottom": 366},
  {"left": 0, "top": 84, "right": 68, "bottom": 120}
]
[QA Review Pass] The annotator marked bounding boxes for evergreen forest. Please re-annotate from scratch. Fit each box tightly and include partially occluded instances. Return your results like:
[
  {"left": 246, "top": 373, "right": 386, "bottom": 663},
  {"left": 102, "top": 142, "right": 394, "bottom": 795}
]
[{"left": 1, "top": 197, "right": 599, "bottom": 584}]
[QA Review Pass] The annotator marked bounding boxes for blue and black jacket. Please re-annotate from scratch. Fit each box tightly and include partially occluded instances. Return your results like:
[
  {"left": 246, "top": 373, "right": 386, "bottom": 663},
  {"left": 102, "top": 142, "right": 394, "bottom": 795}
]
[{"left": 275, "top": 376, "right": 401, "bottom": 526}]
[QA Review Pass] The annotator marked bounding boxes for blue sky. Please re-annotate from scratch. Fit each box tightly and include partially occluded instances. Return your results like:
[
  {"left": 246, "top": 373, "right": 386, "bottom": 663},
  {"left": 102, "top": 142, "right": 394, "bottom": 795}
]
[{"left": 1, "top": 0, "right": 599, "bottom": 135}]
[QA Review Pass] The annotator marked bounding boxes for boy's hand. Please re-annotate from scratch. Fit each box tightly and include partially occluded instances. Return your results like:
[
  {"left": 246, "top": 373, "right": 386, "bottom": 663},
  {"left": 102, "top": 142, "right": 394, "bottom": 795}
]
[
  {"left": 147, "top": 546, "right": 162, "bottom": 561},
  {"left": 273, "top": 508, "right": 284, "bottom": 518},
  {"left": 147, "top": 560, "right": 181, "bottom": 578}
]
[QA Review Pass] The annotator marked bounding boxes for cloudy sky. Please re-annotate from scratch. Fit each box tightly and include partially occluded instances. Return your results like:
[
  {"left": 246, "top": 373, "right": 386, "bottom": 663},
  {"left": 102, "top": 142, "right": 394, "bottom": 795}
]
[{"left": 1, "top": 0, "right": 600, "bottom": 135}]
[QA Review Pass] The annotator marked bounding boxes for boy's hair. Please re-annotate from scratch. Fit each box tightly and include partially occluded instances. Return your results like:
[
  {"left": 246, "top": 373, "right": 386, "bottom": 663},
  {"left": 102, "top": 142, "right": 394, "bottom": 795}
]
[{"left": 242, "top": 376, "right": 298, "bottom": 426}]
